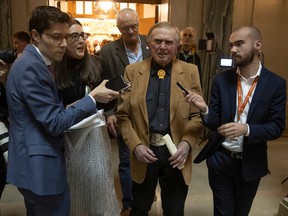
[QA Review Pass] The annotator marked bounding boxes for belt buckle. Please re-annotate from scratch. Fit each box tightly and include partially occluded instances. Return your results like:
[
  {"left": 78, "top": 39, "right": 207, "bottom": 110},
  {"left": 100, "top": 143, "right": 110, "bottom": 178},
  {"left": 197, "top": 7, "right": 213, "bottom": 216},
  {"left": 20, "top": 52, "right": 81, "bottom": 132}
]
[{"left": 150, "top": 133, "right": 165, "bottom": 146}]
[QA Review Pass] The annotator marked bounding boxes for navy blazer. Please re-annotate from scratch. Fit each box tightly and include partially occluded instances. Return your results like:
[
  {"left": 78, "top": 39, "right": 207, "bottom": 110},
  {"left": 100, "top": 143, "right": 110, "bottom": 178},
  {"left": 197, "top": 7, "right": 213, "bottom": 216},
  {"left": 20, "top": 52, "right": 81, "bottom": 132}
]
[
  {"left": 6, "top": 44, "right": 97, "bottom": 195},
  {"left": 194, "top": 66, "right": 286, "bottom": 181}
]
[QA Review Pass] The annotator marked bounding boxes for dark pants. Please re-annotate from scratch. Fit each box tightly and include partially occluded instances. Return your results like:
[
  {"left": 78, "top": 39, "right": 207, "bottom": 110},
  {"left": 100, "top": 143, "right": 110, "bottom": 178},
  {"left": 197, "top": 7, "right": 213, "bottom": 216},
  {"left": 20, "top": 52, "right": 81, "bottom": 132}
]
[
  {"left": 0, "top": 154, "right": 6, "bottom": 198},
  {"left": 117, "top": 135, "right": 133, "bottom": 209},
  {"left": 130, "top": 145, "right": 188, "bottom": 216},
  {"left": 18, "top": 183, "right": 70, "bottom": 216},
  {"left": 207, "top": 150, "right": 261, "bottom": 216},
  {"left": 0, "top": 170, "right": 6, "bottom": 198}
]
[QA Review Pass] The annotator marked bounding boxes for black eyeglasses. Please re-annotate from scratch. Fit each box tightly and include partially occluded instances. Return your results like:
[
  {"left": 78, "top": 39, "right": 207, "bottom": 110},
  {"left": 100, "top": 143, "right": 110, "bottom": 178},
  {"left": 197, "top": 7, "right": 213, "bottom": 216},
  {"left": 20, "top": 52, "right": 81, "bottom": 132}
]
[
  {"left": 66, "top": 32, "right": 90, "bottom": 42},
  {"left": 43, "top": 32, "right": 70, "bottom": 45},
  {"left": 119, "top": 24, "right": 138, "bottom": 32}
]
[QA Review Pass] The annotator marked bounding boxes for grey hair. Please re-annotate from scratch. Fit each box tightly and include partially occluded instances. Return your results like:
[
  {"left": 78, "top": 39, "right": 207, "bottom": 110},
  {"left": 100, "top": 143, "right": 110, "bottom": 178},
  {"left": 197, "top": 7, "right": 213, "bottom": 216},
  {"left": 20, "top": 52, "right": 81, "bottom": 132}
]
[
  {"left": 147, "top": 22, "right": 180, "bottom": 46},
  {"left": 116, "top": 8, "right": 138, "bottom": 26},
  {"left": 181, "top": 26, "right": 196, "bottom": 38}
]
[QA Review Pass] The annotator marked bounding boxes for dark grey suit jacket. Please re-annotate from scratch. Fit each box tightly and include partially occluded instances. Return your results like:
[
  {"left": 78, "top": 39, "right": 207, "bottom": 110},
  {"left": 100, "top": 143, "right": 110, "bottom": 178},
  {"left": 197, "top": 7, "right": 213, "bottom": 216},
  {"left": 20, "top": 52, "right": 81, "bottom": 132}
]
[{"left": 99, "top": 35, "right": 150, "bottom": 82}]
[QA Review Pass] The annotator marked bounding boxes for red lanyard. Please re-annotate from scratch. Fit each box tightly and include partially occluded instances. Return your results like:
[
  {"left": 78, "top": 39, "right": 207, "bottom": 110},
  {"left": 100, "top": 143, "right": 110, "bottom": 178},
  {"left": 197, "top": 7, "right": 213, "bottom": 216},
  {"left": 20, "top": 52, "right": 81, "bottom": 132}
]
[{"left": 237, "top": 75, "right": 259, "bottom": 122}]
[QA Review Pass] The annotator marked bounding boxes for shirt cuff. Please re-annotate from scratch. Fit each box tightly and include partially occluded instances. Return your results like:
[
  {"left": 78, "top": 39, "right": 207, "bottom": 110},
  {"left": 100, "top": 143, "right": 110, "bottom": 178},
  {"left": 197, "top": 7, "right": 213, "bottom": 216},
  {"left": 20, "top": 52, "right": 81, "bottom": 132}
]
[
  {"left": 88, "top": 94, "right": 96, "bottom": 105},
  {"left": 201, "top": 106, "right": 209, "bottom": 123},
  {"left": 245, "top": 123, "right": 250, "bottom": 136}
]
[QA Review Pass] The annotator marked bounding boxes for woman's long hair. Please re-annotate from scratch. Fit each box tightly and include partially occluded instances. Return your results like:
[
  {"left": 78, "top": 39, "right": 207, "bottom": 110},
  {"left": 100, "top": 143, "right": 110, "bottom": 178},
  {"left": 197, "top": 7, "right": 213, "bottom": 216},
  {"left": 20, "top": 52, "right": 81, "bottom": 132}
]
[{"left": 54, "top": 19, "right": 102, "bottom": 90}]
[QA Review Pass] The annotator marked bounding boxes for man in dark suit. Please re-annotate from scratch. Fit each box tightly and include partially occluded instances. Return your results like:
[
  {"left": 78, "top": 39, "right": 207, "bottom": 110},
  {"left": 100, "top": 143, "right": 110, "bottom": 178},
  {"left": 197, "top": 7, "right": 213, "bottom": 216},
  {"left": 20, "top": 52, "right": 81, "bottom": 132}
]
[
  {"left": 6, "top": 6, "right": 118, "bottom": 216},
  {"left": 186, "top": 26, "right": 286, "bottom": 215},
  {"left": 100, "top": 8, "right": 150, "bottom": 216}
]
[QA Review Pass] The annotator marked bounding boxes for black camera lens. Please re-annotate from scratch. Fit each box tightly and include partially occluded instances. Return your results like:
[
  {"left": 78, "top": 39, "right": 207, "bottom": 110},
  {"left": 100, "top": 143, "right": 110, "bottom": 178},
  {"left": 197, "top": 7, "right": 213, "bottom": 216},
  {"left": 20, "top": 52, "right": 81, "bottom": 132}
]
[{"left": 0, "top": 49, "right": 17, "bottom": 63}]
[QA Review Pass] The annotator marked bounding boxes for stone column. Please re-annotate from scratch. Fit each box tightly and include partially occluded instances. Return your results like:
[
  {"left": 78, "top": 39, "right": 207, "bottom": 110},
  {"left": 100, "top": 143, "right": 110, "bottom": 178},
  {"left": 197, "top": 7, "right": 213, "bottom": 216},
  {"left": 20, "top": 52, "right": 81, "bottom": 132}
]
[{"left": 0, "top": 0, "right": 12, "bottom": 48}]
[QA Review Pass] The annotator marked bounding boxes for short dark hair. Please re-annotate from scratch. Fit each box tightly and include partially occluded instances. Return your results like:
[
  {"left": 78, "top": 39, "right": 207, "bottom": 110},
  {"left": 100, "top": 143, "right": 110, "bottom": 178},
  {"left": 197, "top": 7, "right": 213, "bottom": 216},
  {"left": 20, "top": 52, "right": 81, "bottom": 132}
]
[
  {"left": 29, "top": 6, "right": 71, "bottom": 35},
  {"left": 232, "top": 26, "right": 262, "bottom": 41},
  {"left": 12, "top": 31, "right": 31, "bottom": 44}
]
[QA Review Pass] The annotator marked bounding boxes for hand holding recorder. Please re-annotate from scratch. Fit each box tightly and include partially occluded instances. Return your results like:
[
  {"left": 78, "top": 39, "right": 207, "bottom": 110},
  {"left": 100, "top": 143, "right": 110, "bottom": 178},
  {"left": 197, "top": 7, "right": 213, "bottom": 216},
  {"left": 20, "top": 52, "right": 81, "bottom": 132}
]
[
  {"left": 89, "top": 80, "right": 119, "bottom": 103},
  {"left": 177, "top": 82, "right": 208, "bottom": 113}
]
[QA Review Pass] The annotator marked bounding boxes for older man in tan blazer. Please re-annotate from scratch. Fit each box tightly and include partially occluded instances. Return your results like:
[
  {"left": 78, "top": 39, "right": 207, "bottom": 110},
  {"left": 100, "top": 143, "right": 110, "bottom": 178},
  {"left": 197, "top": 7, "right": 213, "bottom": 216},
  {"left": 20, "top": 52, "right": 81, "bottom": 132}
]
[{"left": 116, "top": 22, "right": 203, "bottom": 216}]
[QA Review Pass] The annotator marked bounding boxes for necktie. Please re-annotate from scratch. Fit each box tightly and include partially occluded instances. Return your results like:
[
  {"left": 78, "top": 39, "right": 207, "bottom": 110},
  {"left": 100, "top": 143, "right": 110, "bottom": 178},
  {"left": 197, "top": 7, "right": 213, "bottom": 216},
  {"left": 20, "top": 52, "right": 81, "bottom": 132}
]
[{"left": 47, "top": 65, "right": 54, "bottom": 80}]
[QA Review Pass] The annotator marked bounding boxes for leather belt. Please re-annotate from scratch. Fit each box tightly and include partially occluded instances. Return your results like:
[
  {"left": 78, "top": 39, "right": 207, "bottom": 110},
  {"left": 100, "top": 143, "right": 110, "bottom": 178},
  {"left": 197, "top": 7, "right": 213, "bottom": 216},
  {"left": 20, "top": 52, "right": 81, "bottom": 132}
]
[
  {"left": 220, "top": 146, "right": 243, "bottom": 160},
  {"left": 149, "top": 133, "right": 166, "bottom": 146}
]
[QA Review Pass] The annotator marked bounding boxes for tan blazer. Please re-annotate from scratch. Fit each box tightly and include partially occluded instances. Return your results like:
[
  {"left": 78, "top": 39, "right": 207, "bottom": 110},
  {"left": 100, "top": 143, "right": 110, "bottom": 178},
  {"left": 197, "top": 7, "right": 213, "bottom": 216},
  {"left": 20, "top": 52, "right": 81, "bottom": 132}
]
[{"left": 116, "top": 57, "right": 203, "bottom": 185}]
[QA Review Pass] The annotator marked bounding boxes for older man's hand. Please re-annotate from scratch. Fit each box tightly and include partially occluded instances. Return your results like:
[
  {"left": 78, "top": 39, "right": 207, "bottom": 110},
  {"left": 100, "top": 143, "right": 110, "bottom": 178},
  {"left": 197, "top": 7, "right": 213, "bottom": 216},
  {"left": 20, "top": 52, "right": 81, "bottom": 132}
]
[
  {"left": 169, "top": 140, "right": 190, "bottom": 169},
  {"left": 134, "top": 144, "right": 158, "bottom": 164}
]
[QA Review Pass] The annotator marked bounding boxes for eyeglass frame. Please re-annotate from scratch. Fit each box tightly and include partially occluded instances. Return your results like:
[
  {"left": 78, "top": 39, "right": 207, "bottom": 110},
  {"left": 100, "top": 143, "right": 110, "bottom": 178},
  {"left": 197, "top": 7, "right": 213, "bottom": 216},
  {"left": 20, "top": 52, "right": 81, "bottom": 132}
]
[
  {"left": 118, "top": 23, "right": 139, "bottom": 33},
  {"left": 42, "top": 32, "right": 70, "bottom": 45},
  {"left": 42, "top": 32, "right": 90, "bottom": 44},
  {"left": 66, "top": 32, "right": 90, "bottom": 42}
]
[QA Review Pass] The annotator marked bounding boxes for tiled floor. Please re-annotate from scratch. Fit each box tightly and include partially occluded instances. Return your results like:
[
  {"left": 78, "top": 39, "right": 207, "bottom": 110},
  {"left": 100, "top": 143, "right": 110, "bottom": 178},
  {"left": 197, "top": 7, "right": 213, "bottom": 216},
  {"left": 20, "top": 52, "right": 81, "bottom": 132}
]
[{"left": 1, "top": 137, "right": 288, "bottom": 216}]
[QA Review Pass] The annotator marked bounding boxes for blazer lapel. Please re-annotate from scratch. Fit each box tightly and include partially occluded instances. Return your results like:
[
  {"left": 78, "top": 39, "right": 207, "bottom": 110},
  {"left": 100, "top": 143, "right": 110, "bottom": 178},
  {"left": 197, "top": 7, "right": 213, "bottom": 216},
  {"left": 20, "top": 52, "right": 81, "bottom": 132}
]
[
  {"left": 170, "top": 59, "right": 184, "bottom": 124},
  {"left": 137, "top": 59, "right": 151, "bottom": 125},
  {"left": 228, "top": 71, "right": 238, "bottom": 121},
  {"left": 140, "top": 35, "right": 150, "bottom": 59},
  {"left": 247, "top": 68, "right": 269, "bottom": 121},
  {"left": 115, "top": 38, "right": 129, "bottom": 66},
  {"left": 142, "top": 45, "right": 150, "bottom": 59}
]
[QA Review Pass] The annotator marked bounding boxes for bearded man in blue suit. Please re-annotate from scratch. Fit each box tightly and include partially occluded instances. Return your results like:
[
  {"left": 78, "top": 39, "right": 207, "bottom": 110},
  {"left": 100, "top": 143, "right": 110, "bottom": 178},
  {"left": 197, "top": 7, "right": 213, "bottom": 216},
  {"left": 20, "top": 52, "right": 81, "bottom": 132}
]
[
  {"left": 186, "top": 26, "right": 286, "bottom": 215},
  {"left": 6, "top": 6, "right": 118, "bottom": 216}
]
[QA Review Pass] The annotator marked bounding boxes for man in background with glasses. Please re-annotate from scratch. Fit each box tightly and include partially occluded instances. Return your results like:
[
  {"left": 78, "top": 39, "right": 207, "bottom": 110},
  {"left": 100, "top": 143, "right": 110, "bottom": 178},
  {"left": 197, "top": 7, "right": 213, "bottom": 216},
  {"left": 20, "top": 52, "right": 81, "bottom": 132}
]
[
  {"left": 6, "top": 6, "right": 118, "bottom": 216},
  {"left": 100, "top": 7, "right": 150, "bottom": 216}
]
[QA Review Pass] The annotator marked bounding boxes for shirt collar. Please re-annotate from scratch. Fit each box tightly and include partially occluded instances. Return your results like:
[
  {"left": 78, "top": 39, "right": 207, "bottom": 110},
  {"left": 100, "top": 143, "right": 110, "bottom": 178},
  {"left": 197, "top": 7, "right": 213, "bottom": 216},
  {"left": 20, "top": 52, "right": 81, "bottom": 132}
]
[
  {"left": 33, "top": 44, "right": 52, "bottom": 66},
  {"left": 178, "top": 45, "right": 195, "bottom": 56},
  {"left": 123, "top": 35, "right": 141, "bottom": 52},
  {"left": 151, "top": 59, "right": 172, "bottom": 76},
  {"left": 236, "top": 61, "right": 262, "bottom": 81}
]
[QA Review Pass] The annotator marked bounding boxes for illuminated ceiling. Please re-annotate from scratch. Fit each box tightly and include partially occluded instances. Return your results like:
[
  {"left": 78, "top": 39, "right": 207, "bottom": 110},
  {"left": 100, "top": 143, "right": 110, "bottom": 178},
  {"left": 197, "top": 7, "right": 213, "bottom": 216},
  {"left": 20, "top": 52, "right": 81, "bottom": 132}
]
[{"left": 62, "top": 0, "right": 162, "bottom": 4}]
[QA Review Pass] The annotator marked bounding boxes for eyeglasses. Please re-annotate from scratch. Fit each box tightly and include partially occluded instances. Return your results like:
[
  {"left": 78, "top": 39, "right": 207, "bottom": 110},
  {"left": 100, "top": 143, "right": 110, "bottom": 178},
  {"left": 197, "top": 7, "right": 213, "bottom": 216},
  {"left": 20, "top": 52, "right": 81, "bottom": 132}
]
[
  {"left": 43, "top": 32, "right": 70, "bottom": 45},
  {"left": 119, "top": 24, "right": 138, "bottom": 32},
  {"left": 66, "top": 32, "right": 90, "bottom": 42},
  {"left": 182, "top": 33, "right": 194, "bottom": 38}
]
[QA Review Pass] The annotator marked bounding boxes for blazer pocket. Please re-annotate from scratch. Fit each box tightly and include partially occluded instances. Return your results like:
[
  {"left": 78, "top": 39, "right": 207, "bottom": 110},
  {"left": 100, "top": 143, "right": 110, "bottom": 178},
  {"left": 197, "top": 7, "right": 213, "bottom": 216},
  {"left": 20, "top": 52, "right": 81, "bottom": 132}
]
[
  {"left": 28, "top": 145, "right": 58, "bottom": 157},
  {"left": 178, "top": 100, "right": 190, "bottom": 119}
]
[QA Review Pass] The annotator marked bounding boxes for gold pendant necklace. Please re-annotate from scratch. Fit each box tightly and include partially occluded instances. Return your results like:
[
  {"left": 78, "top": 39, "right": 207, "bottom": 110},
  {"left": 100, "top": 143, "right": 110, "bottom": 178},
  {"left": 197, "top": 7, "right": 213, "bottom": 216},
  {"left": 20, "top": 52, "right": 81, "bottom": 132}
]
[{"left": 157, "top": 69, "right": 166, "bottom": 79}]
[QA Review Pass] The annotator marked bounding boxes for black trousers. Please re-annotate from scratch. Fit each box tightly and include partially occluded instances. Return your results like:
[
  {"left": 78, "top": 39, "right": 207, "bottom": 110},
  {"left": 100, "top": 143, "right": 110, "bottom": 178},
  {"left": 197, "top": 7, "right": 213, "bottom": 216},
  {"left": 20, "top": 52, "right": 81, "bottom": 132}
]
[
  {"left": 0, "top": 153, "right": 6, "bottom": 198},
  {"left": 130, "top": 145, "right": 188, "bottom": 216},
  {"left": 0, "top": 170, "right": 6, "bottom": 198},
  {"left": 207, "top": 150, "right": 261, "bottom": 216}
]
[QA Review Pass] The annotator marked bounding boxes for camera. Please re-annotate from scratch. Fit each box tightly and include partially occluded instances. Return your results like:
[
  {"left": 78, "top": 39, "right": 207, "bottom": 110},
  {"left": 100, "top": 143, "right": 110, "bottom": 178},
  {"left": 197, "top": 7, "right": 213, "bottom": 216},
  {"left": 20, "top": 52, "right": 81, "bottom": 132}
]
[{"left": 0, "top": 49, "right": 17, "bottom": 63}]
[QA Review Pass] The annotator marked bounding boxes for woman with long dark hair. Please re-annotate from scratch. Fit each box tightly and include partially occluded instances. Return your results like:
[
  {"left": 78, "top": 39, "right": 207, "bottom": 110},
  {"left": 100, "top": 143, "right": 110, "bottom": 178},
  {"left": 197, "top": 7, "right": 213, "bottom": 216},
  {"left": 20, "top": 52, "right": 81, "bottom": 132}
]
[{"left": 54, "top": 19, "right": 119, "bottom": 216}]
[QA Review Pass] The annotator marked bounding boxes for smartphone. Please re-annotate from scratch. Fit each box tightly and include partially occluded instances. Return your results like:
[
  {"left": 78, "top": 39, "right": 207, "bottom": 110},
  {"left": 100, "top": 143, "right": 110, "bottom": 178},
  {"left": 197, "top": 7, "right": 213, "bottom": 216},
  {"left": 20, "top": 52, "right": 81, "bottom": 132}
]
[
  {"left": 176, "top": 82, "right": 189, "bottom": 95},
  {"left": 106, "top": 75, "right": 130, "bottom": 92}
]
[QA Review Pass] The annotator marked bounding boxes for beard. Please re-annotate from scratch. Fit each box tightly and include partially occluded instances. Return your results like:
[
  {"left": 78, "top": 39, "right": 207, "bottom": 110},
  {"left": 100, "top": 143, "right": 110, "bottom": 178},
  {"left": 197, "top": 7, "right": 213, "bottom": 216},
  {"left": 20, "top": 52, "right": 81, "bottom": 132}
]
[{"left": 233, "top": 48, "right": 255, "bottom": 67}]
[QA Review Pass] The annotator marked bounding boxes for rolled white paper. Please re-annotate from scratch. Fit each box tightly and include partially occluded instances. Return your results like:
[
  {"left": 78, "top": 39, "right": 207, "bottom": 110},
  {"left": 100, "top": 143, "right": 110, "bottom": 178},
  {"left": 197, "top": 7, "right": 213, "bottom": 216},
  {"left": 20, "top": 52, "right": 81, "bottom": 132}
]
[
  {"left": 163, "top": 134, "right": 177, "bottom": 155},
  {"left": 163, "top": 134, "right": 184, "bottom": 169}
]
